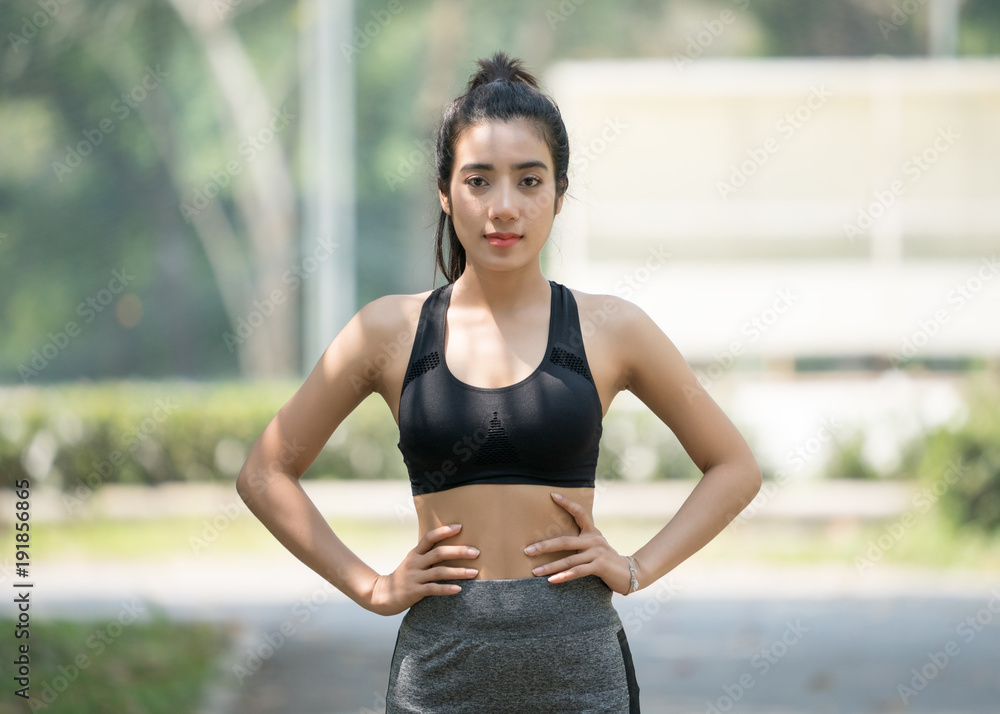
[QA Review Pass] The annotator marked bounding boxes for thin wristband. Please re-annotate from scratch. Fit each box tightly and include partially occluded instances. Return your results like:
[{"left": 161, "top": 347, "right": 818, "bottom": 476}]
[{"left": 622, "top": 554, "right": 639, "bottom": 595}]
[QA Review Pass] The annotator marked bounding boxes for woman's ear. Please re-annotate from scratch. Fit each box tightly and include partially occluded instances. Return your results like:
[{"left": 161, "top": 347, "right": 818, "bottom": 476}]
[
  {"left": 554, "top": 192, "right": 565, "bottom": 216},
  {"left": 438, "top": 188, "right": 450, "bottom": 216}
]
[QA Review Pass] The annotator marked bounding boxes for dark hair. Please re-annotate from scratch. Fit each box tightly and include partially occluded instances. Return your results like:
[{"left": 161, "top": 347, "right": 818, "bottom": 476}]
[{"left": 432, "top": 51, "right": 571, "bottom": 285}]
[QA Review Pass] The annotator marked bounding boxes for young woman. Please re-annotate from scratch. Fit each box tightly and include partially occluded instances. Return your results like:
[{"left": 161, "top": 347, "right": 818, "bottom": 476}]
[{"left": 237, "top": 51, "right": 762, "bottom": 713}]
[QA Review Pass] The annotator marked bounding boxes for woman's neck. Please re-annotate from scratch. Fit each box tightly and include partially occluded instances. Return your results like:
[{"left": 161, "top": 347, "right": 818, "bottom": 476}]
[{"left": 452, "top": 264, "right": 550, "bottom": 316}]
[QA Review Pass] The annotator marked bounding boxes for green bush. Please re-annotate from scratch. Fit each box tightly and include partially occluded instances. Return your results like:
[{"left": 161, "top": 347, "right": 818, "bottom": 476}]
[
  {"left": 0, "top": 380, "right": 702, "bottom": 493},
  {"left": 0, "top": 379, "right": 407, "bottom": 491},
  {"left": 824, "top": 428, "right": 884, "bottom": 480},
  {"left": 898, "top": 372, "right": 1000, "bottom": 534}
]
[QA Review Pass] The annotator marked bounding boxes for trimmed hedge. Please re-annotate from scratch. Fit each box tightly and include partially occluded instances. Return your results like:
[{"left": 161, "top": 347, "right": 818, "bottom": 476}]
[{"left": 0, "top": 380, "right": 702, "bottom": 493}]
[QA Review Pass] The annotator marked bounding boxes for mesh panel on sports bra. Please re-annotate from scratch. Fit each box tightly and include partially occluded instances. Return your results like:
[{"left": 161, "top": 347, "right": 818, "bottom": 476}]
[
  {"left": 550, "top": 345, "right": 593, "bottom": 383},
  {"left": 402, "top": 351, "right": 440, "bottom": 393}
]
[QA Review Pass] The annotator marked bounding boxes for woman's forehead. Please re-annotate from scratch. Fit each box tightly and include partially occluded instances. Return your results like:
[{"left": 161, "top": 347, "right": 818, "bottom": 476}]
[{"left": 454, "top": 120, "right": 551, "bottom": 166}]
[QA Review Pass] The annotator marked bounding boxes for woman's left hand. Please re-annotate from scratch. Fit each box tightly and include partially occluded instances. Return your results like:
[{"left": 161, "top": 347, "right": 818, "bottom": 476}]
[{"left": 523, "top": 492, "right": 636, "bottom": 595}]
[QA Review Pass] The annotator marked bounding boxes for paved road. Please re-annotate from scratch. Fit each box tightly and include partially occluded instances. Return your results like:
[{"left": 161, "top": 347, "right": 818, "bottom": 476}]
[
  {"left": 202, "top": 588, "right": 1000, "bottom": 714},
  {"left": 16, "top": 559, "right": 999, "bottom": 714},
  {"left": 5, "top": 481, "right": 999, "bottom": 713}
]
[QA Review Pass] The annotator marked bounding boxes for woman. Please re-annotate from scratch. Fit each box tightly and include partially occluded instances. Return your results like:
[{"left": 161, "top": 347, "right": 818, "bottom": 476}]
[{"left": 237, "top": 51, "right": 762, "bottom": 713}]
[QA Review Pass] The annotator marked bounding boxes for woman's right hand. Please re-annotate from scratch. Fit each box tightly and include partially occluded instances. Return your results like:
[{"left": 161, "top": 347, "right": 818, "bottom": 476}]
[{"left": 364, "top": 524, "right": 479, "bottom": 616}]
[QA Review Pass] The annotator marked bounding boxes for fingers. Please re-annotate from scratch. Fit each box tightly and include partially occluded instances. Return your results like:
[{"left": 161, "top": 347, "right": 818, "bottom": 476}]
[
  {"left": 424, "top": 544, "right": 480, "bottom": 562},
  {"left": 414, "top": 523, "right": 463, "bottom": 555},
  {"left": 529, "top": 553, "right": 582, "bottom": 577},
  {"left": 424, "top": 564, "right": 479, "bottom": 582},
  {"left": 550, "top": 492, "right": 596, "bottom": 529},
  {"left": 524, "top": 535, "right": 578, "bottom": 555}
]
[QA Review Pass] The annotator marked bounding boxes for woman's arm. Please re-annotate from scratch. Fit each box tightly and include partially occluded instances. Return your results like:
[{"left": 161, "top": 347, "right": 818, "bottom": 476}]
[
  {"left": 614, "top": 297, "right": 763, "bottom": 589},
  {"left": 521, "top": 295, "right": 762, "bottom": 594},
  {"left": 236, "top": 296, "right": 480, "bottom": 614}
]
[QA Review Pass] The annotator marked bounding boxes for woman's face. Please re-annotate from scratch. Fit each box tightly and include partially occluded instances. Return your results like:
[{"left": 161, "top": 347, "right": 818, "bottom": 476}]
[{"left": 439, "top": 118, "right": 563, "bottom": 275}]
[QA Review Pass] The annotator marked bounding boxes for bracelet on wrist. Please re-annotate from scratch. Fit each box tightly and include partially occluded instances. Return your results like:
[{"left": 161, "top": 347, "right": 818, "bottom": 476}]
[{"left": 622, "top": 554, "right": 639, "bottom": 595}]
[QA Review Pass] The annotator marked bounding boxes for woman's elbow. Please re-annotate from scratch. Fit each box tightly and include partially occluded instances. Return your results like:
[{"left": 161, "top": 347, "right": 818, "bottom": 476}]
[
  {"left": 743, "top": 458, "right": 763, "bottom": 499},
  {"left": 236, "top": 457, "right": 268, "bottom": 506}
]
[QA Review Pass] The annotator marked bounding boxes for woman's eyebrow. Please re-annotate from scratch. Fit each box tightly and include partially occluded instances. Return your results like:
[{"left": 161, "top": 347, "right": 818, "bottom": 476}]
[{"left": 458, "top": 160, "right": 549, "bottom": 172}]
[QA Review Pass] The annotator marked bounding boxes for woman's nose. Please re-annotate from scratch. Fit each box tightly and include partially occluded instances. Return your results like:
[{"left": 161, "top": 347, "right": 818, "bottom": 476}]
[{"left": 489, "top": 183, "right": 518, "bottom": 221}]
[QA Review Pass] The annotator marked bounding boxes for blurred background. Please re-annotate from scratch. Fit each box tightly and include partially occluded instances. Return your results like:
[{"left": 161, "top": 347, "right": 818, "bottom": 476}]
[{"left": 1, "top": 1, "right": 999, "bottom": 712}]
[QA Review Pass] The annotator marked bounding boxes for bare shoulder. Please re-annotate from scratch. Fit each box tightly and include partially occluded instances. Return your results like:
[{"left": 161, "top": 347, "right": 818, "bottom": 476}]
[
  {"left": 566, "top": 287, "right": 651, "bottom": 341},
  {"left": 567, "top": 286, "right": 684, "bottom": 392},
  {"left": 354, "top": 289, "right": 434, "bottom": 342}
]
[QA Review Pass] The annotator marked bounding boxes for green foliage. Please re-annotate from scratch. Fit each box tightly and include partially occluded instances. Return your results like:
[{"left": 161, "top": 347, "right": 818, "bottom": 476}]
[
  {"left": 0, "top": 381, "right": 700, "bottom": 494},
  {"left": 0, "top": 380, "right": 407, "bottom": 492},
  {"left": 824, "top": 428, "right": 884, "bottom": 480},
  {"left": 1, "top": 614, "right": 230, "bottom": 714},
  {"left": 597, "top": 404, "right": 703, "bottom": 481},
  {"left": 898, "top": 373, "right": 1000, "bottom": 534}
]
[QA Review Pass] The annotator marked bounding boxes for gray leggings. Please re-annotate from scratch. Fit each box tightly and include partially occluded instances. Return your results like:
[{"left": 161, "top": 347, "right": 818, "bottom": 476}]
[{"left": 385, "top": 574, "right": 640, "bottom": 713}]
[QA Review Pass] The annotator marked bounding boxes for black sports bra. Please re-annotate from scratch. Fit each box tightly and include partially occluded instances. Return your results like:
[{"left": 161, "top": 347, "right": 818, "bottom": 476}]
[{"left": 396, "top": 280, "right": 603, "bottom": 496}]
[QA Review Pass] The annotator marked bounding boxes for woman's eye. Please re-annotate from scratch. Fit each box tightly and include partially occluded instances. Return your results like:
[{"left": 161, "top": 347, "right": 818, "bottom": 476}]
[
  {"left": 523, "top": 176, "right": 541, "bottom": 187},
  {"left": 466, "top": 176, "right": 487, "bottom": 188}
]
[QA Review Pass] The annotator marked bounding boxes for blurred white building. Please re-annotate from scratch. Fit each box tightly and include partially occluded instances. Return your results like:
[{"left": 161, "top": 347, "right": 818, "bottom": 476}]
[
  {"left": 542, "top": 57, "right": 1000, "bottom": 477},
  {"left": 544, "top": 57, "right": 1000, "bottom": 369}
]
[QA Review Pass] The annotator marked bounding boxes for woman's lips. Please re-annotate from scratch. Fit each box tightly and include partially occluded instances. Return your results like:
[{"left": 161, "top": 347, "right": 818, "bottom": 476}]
[{"left": 486, "top": 232, "right": 521, "bottom": 247}]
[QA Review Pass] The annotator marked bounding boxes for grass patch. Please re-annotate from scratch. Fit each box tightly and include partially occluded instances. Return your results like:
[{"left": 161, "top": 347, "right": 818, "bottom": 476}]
[
  {"left": 0, "top": 615, "right": 232, "bottom": 714},
  {"left": 24, "top": 509, "right": 1000, "bottom": 573},
  {"left": 697, "top": 510, "right": 1000, "bottom": 572},
  {"left": 30, "top": 514, "right": 416, "bottom": 561}
]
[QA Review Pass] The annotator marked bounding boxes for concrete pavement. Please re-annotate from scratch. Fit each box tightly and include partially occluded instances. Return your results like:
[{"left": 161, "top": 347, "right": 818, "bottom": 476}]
[{"left": 5, "top": 479, "right": 1000, "bottom": 713}]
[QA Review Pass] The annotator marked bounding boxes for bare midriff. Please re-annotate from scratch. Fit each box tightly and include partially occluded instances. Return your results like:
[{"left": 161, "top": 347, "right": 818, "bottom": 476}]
[{"left": 413, "top": 483, "right": 596, "bottom": 580}]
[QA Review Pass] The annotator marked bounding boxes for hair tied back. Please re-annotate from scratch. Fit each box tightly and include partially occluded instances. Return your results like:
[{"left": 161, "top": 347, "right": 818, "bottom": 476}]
[{"left": 467, "top": 50, "right": 540, "bottom": 92}]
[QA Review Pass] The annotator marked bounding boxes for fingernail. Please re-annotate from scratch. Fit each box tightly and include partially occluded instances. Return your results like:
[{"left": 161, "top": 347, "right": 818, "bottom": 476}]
[
  {"left": 468, "top": 548, "right": 480, "bottom": 556},
  {"left": 552, "top": 493, "right": 563, "bottom": 499},
  {"left": 532, "top": 566, "right": 543, "bottom": 575},
  {"left": 450, "top": 524, "right": 461, "bottom": 530},
  {"left": 523, "top": 545, "right": 536, "bottom": 555},
  {"left": 466, "top": 569, "right": 477, "bottom": 576}
]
